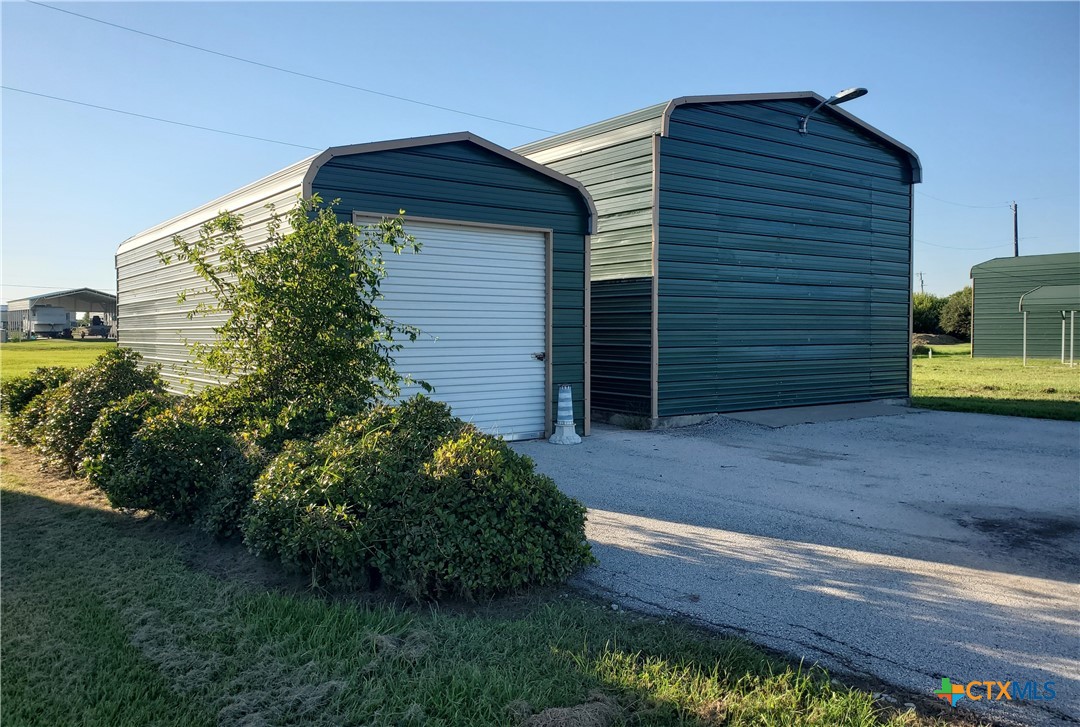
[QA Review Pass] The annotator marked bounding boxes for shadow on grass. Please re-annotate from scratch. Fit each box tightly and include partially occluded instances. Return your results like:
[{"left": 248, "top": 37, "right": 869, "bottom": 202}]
[
  {"left": 911, "top": 395, "right": 1080, "bottom": 421},
  {"left": 2, "top": 450, "right": 941, "bottom": 727}
]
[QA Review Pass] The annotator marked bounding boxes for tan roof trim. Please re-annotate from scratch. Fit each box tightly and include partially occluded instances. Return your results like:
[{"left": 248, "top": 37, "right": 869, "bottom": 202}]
[
  {"left": 301, "top": 131, "right": 597, "bottom": 234},
  {"left": 661, "top": 92, "right": 922, "bottom": 184}
]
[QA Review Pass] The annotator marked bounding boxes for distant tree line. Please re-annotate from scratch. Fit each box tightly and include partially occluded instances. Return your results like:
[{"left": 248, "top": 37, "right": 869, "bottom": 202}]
[{"left": 913, "top": 287, "right": 972, "bottom": 340}]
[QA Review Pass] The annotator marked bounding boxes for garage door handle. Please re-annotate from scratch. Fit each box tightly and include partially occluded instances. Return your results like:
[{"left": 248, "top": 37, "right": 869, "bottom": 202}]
[{"left": 532, "top": 352, "right": 546, "bottom": 361}]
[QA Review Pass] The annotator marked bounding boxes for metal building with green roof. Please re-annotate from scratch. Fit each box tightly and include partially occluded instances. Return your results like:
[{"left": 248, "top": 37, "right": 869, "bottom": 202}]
[
  {"left": 516, "top": 93, "right": 921, "bottom": 424},
  {"left": 970, "top": 253, "right": 1080, "bottom": 359}
]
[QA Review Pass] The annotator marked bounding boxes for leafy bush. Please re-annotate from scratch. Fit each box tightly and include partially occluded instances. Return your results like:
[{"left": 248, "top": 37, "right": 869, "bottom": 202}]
[
  {"left": 912, "top": 292, "right": 946, "bottom": 334},
  {"left": 161, "top": 197, "right": 424, "bottom": 418},
  {"left": 245, "top": 397, "right": 593, "bottom": 599},
  {"left": 940, "top": 286, "right": 973, "bottom": 341},
  {"left": 34, "top": 348, "right": 163, "bottom": 474},
  {"left": 390, "top": 428, "right": 594, "bottom": 599},
  {"left": 1, "top": 366, "right": 73, "bottom": 417},
  {"left": 242, "top": 438, "right": 375, "bottom": 586},
  {"left": 78, "top": 391, "right": 173, "bottom": 490},
  {"left": 108, "top": 404, "right": 258, "bottom": 537},
  {"left": 185, "top": 375, "right": 365, "bottom": 453},
  {"left": 5, "top": 387, "right": 64, "bottom": 446}
]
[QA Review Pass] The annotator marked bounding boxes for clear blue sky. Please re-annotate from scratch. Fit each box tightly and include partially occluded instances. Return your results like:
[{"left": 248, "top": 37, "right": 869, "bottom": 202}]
[{"left": 3, "top": 1, "right": 1077, "bottom": 301}]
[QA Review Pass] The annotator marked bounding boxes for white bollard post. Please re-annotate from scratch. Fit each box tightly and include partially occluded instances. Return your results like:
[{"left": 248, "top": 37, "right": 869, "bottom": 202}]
[{"left": 548, "top": 384, "right": 581, "bottom": 445}]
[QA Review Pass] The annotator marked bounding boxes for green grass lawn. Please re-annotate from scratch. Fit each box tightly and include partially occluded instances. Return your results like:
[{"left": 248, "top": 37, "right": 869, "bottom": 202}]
[
  {"left": 1, "top": 447, "right": 964, "bottom": 727},
  {"left": 912, "top": 343, "right": 1080, "bottom": 420},
  {"left": 0, "top": 339, "right": 116, "bottom": 381}
]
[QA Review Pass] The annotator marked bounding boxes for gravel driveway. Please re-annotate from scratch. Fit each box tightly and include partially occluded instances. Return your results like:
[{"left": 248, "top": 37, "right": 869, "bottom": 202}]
[{"left": 515, "top": 408, "right": 1080, "bottom": 726}]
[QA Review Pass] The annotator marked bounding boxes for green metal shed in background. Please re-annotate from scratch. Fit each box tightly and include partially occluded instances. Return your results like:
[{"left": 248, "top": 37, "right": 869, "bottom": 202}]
[
  {"left": 971, "top": 253, "right": 1080, "bottom": 359},
  {"left": 516, "top": 93, "right": 921, "bottom": 424}
]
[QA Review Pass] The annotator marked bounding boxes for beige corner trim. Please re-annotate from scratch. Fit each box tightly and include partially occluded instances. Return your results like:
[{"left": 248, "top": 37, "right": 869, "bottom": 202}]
[
  {"left": 545, "top": 230, "right": 555, "bottom": 438},
  {"left": 970, "top": 277, "right": 975, "bottom": 358},
  {"left": 907, "top": 188, "right": 915, "bottom": 397},
  {"left": 650, "top": 133, "right": 661, "bottom": 421},
  {"left": 584, "top": 233, "right": 592, "bottom": 436}
]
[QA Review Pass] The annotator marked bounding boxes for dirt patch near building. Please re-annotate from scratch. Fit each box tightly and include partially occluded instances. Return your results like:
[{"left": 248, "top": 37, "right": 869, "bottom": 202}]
[{"left": 912, "top": 333, "right": 963, "bottom": 346}]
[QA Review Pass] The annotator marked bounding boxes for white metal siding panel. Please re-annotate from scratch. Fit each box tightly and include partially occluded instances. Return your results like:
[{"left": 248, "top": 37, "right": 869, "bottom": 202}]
[
  {"left": 369, "top": 219, "right": 548, "bottom": 441},
  {"left": 116, "top": 179, "right": 306, "bottom": 390}
]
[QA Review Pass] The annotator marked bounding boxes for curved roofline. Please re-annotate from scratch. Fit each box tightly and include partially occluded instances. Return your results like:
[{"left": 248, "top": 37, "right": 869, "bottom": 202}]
[
  {"left": 1018, "top": 284, "right": 1080, "bottom": 313},
  {"left": 118, "top": 133, "right": 597, "bottom": 257},
  {"left": 1018, "top": 286, "right": 1041, "bottom": 312},
  {"left": 970, "top": 251, "right": 1080, "bottom": 277},
  {"left": 7, "top": 287, "right": 117, "bottom": 307},
  {"left": 661, "top": 92, "right": 922, "bottom": 184},
  {"left": 301, "top": 131, "right": 597, "bottom": 234}
]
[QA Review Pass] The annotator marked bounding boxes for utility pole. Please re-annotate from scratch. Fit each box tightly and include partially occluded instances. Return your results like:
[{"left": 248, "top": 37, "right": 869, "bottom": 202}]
[
  {"left": 1010, "top": 201, "right": 1019, "bottom": 257},
  {"left": 917, "top": 271, "right": 925, "bottom": 294}
]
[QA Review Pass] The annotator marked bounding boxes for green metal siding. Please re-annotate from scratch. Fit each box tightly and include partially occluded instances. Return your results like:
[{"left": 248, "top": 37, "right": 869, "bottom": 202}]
[
  {"left": 591, "top": 278, "right": 652, "bottom": 415},
  {"left": 971, "top": 253, "right": 1080, "bottom": 358},
  {"left": 657, "top": 100, "right": 914, "bottom": 416},
  {"left": 516, "top": 112, "right": 663, "bottom": 281},
  {"left": 311, "top": 141, "right": 590, "bottom": 432}
]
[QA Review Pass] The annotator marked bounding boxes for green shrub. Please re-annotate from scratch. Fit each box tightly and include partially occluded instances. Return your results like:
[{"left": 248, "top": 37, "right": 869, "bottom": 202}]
[
  {"left": 186, "top": 376, "right": 364, "bottom": 453},
  {"left": 940, "top": 286, "right": 973, "bottom": 341},
  {"left": 243, "top": 438, "right": 375, "bottom": 586},
  {"left": 388, "top": 428, "right": 594, "bottom": 600},
  {"left": 34, "top": 348, "right": 163, "bottom": 474},
  {"left": 5, "top": 387, "right": 64, "bottom": 446},
  {"left": 244, "top": 397, "right": 593, "bottom": 599},
  {"left": 78, "top": 391, "right": 173, "bottom": 490},
  {"left": 1, "top": 366, "right": 74, "bottom": 417},
  {"left": 109, "top": 405, "right": 257, "bottom": 537},
  {"left": 162, "top": 198, "right": 421, "bottom": 420}
]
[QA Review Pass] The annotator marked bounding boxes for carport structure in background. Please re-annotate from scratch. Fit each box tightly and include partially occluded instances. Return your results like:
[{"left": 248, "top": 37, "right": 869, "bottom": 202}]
[
  {"left": 1019, "top": 284, "right": 1080, "bottom": 366},
  {"left": 116, "top": 132, "right": 596, "bottom": 440},
  {"left": 516, "top": 92, "right": 921, "bottom": 426},
  {"left": 4, "top": 288, "right": 116, "bottom": 337},
  {"left": 971, "top": 252, "right": 1080, "bottom": 359}
]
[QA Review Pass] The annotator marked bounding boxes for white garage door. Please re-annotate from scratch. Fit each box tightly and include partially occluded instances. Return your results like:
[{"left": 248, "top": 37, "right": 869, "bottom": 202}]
[{"left": 370, "top": 218, "right": 548, "bottom": 441}]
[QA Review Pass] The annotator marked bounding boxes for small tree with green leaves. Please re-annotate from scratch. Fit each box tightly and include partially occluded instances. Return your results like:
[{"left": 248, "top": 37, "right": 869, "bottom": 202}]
[
  {"left": 161, "top": 195, "right": 425, "bottom": 428},
  {"left": 940, "top": 286, "right": 973, "bottom": 341},
  {"left": 912, "top": 292, "right": 946, "bottom": 334}
]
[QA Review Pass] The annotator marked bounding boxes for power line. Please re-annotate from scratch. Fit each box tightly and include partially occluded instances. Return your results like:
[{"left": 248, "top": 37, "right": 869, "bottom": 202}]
[
  {"left": 2, "top": 283, "right": 115, "bottom": 290},
  {"left": 2, "top": 86, "right": 321, "bottom": 151},
  {"left": 27, "top": 0, "right": 556, "bottom": 134},
  {"left": 914, "top": 238, "right": 1013, "bottom": 251},
  {"left": 916, "top": 191, "right": 1010, "bottom": 209}
]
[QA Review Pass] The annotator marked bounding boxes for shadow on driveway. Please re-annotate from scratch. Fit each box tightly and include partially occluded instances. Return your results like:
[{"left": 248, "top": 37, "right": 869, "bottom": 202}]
[{"left": 516, "top": 409, "right": 1080, "bottom": 726}]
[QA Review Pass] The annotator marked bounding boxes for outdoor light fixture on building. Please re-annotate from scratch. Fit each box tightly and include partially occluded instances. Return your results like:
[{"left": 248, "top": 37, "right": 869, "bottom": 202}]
[{"left": 798, "top": 87, "right": 869, "bottom": 135}]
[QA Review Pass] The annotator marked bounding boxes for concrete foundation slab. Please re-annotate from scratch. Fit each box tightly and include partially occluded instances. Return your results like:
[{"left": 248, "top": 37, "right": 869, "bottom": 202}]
[{"left": 721, "top": 401, "right": 912, "bottom": 428}]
